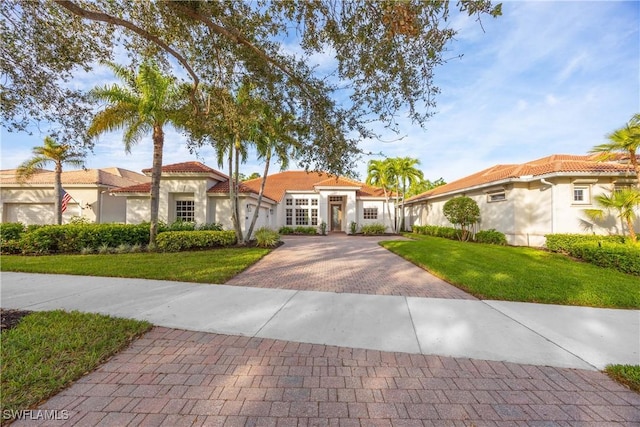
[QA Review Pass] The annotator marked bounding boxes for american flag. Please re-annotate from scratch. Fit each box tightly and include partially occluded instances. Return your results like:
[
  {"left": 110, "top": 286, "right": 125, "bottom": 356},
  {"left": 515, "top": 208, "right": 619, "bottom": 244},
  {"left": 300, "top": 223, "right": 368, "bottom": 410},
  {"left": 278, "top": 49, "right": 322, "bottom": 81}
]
[{"left": 61, "top": 189, "right": 73, "bottom": 213}]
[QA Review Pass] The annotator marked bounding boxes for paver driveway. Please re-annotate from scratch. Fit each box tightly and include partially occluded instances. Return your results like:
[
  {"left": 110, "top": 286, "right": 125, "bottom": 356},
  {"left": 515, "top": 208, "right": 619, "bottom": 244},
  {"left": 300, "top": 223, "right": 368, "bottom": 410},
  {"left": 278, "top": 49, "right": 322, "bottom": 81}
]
[{"left": 226, "top": 235, "right": 474, "bottom": 299}]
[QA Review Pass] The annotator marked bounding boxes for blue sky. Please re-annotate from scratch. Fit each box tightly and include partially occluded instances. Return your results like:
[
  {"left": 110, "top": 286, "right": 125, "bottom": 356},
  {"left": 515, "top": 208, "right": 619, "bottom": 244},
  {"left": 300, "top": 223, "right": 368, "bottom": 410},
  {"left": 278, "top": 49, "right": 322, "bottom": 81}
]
[{"left": 1, "top": 1, "right": 638, "bottom": 183}]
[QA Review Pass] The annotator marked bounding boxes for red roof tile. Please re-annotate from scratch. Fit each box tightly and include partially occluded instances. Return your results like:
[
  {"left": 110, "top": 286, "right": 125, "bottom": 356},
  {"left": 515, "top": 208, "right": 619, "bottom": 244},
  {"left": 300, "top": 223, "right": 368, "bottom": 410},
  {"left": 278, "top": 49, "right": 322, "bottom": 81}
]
[
  {"left": 407, "top": 154, "right": 637, "bottom": 202},
  {"left": 1, "top": 168, "right": 149, "bottom": 188},
  {"left": 142, "top": 161, "right": 226, "bottom": 175}
]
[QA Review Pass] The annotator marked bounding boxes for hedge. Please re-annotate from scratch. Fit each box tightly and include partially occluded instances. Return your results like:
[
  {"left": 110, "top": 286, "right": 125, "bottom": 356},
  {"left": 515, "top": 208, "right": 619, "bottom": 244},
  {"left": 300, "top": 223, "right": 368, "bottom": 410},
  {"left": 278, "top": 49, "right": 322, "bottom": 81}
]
[
  {"left": 475, "top": 229, "right": 507, "bottom": 245},
  {"left": 155, "top": 230, "right": 236, "bottom": 252},
  {"left": 17, "top": 224, "right": 152, "bottom": 254},
  {"left": 412, "top": 225, "right": 461, "bottom": 240},
  {"left": 568, "top": 241, "right": 640, "bottom": 276},
  {"left": 360, "top": 223, "right": 386, "bottom": 235},
  {"left": 0, "top": 222, "right": 25, "bottom": 242},
  {"left": 279, "top": 226, "right": 317, "bottom": 235},
  {"left": 545, "top": 234, "right": 628, "bottom": 253}
]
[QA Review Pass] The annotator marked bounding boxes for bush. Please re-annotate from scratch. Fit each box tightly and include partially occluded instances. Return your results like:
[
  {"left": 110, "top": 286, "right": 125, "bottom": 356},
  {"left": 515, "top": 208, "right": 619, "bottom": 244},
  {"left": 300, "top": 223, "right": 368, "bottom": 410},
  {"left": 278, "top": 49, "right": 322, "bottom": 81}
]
[
  {"left": 413, "top": 225, "right": 461, "bottom": 240},
  {"left": 155, "top": 230, "right": 236, "bottom": 252},
  {"left": 0, "top": 222, "right": 25, "bottom": 242},
  {"left": 254, "top": 227, "right": 280, "bottom": 248},
  {"left": 360, "top": 223, "right": 386, "bottom": 235},
  {"left": 475, "top": 229, "right": 507, "bottom": 245},
  {"left": 157, "top": 220, "right": 223, "bottom": 232},
  {"left": 567, "top": 241, "right": 640, "bottom": 276},
  {"left": 349, "top": 221, "right": 357, "bottom": 234},
  {"left": 278, "top": 226, "right": 294, "bottom": 235},
  {"left": 545, "top": 233, "right": 628, "bottom": 253},
  {"left": 17, "top": 223, "right": 151, "bottom": 254}
]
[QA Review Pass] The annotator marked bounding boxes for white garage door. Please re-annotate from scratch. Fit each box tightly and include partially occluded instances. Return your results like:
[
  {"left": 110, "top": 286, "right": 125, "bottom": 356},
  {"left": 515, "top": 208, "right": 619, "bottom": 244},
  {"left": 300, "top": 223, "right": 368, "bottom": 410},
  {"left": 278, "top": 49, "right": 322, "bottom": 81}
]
[{"left": 4, "top": 203, "right": 55, "bottom": 225}]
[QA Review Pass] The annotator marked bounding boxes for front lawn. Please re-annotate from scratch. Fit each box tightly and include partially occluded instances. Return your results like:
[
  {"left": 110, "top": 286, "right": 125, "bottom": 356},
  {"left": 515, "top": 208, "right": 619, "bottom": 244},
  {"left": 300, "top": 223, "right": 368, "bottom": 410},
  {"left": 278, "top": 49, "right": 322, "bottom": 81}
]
[
  {"left": 1, "top": 310, "right": 151, "bottom": 422},
  {"left": 605, "top": 364, "right": 640, "bottom": 393},
  {"left": 381, "top": 235, "right": 639, "bottom": 309},
  {"left": 0, "top": 248, "right": 270, "bottom": 284}
]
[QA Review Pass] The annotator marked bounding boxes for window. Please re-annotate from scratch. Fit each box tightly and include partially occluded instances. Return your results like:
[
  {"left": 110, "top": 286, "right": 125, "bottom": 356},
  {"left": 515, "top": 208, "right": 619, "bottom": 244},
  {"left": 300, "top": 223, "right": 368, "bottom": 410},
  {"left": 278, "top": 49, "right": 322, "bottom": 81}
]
[
  {"left": 286, "top": 208, "right": 292, "bottom": 225},
  {"left": 363, "top": 207, "right": 378, "bottom": 220},
  {"left": 175, "top": 200, "right": 195, "bottom": 222},
  {"left": 295, "top": 208, "right": 309, "bottom": 225},
  {"left": 285, "top": 198, "right": 292, "bottom": 206},
  {"left": 329, "top": 196, "right": 342, "bottom": 202},
  {"left": 573, "top": 185, "right": 590, "bottom": 204},
  {"left": 311, "top": 199, "right": 318, "bottom": 206},
  {"left": 488, "top": 192, "right": 506, "bottom": 202},
  {"left": 295, "top": 198, "right": 309, "bottom": 206},
  {"left": 311, "top": 208, "right": 318, "bottom": 225}
]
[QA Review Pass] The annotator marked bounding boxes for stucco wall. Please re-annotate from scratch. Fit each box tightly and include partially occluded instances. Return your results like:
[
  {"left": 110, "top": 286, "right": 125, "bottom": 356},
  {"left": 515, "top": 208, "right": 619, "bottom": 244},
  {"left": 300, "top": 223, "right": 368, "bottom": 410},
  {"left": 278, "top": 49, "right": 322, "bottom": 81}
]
[
  {"left": 357, "top": 199, "right": 394, "bottom": 232},
  {"left": 1, "top": 186, "right": 100, "bottom": 224}
]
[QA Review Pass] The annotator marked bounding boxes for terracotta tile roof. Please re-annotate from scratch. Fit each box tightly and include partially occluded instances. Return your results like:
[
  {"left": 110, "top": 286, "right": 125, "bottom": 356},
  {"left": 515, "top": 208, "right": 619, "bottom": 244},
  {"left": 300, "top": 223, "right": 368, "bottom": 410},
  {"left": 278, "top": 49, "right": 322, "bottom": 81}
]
[
  {"left": 1, "top": 168, "right": 149, "bottom": 188},
  {"left": 141, "top": 161, "right": 225, "bottom": 175},
  {"left": 110, "top": 168, "right": 388, "bottom": 199},
  {"left": 406, "top": 154, "right": 637, "bottom": 203},
  {"left": 207, "top": 181, "right": 261, "bottom": 196},
  {"left": 110, "top": 182, "right": 152, "bottom": 193},
  {"left": 238, "top": 171, "right": 387, "bottom": 201}
]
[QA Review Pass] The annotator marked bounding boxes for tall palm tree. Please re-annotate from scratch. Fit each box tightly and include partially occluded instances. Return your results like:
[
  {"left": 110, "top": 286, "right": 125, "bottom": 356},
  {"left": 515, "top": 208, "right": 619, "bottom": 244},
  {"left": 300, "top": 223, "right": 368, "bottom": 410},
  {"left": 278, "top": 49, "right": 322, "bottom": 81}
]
[
  {"left": 16, "top": 136, "right": 85, "bottom": 224},
  {"left": 245, "top": 106, "right": 299, "bottom": 240},
  {"left": 366, "top": 159, "right": 395, "bottom": 232},
  {"left": 590, "top": 188, "right": 640, "bottom": 243},
  {"left": 591, "top": 113, "right": 640, "bottom": 185},
  {"left": 87, "top": 61, "right": 188, "bottom": 244},
  {"left": 390, "top": 157, "right": 424, "bottom": 231}
]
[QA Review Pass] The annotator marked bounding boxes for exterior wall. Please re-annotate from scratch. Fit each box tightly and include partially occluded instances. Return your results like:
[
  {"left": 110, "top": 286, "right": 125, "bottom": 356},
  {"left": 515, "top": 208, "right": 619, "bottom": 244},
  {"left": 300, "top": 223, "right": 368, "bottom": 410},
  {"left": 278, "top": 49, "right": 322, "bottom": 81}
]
[
  {"left": 99, "top": 192, "right": 127, "bottom": 223},
  {"left": 0, "top": 186, "right": 102, "bottom": 225},
  {"left": 158, "top": 177, "right": 213, "bottom": 225},
  {"left": 357, "top": 199, "right": 394, "bottom": 232},
  {"left": 407, "top": 176, "right": 640, "bottom": 247},
  {"left": 125, "top": 197, "right": 150, "bottom": 224}
]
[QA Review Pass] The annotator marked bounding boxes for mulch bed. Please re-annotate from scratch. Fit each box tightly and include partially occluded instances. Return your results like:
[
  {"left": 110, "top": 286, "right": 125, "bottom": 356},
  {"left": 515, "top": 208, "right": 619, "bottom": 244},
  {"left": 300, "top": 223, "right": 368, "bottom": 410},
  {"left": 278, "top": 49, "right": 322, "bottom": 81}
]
[{"left": 0, "top": 308, "right": 32, "bottom": 333}]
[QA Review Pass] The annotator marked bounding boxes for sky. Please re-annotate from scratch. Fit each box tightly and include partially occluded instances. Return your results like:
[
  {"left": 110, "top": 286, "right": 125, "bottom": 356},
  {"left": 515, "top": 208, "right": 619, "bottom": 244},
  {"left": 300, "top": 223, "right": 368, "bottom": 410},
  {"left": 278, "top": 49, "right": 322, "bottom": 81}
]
[{"left": 1, "top": 1, "right": 638, "bottom": 183}]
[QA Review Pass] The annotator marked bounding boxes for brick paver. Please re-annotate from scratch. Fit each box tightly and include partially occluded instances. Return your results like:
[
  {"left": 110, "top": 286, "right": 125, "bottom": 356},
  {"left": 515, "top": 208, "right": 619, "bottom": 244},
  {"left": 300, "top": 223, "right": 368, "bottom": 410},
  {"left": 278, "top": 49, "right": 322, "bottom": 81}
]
[
  {"left": 226, "top": 235, "right": 474, "bottom": 299},
  {"left": 14, "top": 327, "right": 639, "bottom": 426}
]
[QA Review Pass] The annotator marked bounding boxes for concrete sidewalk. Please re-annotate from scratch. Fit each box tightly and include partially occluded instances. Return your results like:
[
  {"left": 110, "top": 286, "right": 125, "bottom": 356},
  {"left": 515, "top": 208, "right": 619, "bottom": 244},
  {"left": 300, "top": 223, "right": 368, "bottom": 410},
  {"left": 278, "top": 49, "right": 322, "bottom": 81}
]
[{"left": 2, "top": 272, "right": 638, "bottom": 371}]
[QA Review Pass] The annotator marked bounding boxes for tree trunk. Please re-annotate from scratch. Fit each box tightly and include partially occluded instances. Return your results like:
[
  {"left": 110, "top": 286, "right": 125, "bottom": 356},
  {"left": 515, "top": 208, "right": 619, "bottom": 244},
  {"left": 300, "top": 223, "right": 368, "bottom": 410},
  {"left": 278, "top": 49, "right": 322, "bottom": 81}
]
[
  {"left": 54, "top": 162, "right": 62, "bottom": 225},
  {"left": 228, "top": 135, "right": 243, "bottom": 244},
  {"left": 383, "top": 187, "right": 393, "bottom": 233},
  {"left": 246, "top": 148, "right": 271, "bottom": 240},
  {"left": 625, "top": 218, "right": 637, "bottom": 243},
  {"left": 149, "top": 124, "right": 164, "bottom": 246}
]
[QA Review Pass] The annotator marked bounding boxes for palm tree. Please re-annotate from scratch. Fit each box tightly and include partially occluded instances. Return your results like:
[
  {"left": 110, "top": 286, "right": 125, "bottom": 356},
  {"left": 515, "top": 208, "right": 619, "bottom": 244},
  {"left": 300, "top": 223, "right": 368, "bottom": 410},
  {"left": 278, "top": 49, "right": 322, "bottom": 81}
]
[
  {"left": 366, "top": 159, "right": 395, "bottom": 232},
  {"left": 88, "top": 61, "right": 188, "bottom": 244},
  {"left": 245, "top": 106, "right": 299, "bottom": 240},
  {"left": 16, "top": 136, "right": 85, "bottom": 224},
  {"left": 591, "top": 113, "right": 640, "bottom": 185},
  {"left": 390, "top": 157, "right": 424, "bottom": 231},
  {"left": 588, "top": 187, "right": 640, "bottom": 243}
]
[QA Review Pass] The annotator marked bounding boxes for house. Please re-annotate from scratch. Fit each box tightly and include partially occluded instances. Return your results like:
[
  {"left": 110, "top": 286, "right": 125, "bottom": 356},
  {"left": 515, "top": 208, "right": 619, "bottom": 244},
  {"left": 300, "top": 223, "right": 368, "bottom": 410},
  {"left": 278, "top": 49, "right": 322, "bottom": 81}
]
[
  {"left": 110, "top": 162, "right": 395, "bottom": 234},
  {"left": 0, "top": 168, "right": 149, "bottom": 224},
  {"left": 404, "top": 154, "right": 640, "bottom": 246}
]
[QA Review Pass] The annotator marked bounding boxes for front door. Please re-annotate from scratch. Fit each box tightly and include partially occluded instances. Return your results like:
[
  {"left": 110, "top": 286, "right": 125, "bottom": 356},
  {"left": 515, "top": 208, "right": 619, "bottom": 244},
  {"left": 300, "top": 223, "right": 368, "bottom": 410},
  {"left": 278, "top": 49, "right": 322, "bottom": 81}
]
[{"left": 331, "top": 204, "right": 342, "bottom": 231}]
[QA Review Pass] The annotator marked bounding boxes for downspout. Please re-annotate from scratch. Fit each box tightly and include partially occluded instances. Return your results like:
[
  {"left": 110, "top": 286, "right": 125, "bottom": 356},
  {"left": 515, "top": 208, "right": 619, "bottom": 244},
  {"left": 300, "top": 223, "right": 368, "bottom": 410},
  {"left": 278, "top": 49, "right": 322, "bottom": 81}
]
[{"left": 540, "top": 179, "right": 555, "bottom": 234}]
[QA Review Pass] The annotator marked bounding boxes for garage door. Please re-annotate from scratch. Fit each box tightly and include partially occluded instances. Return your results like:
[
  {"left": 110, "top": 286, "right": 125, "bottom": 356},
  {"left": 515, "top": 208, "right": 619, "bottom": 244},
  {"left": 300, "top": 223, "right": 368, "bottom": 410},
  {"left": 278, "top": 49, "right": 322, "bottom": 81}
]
[{"left": 3, "top": 203, "right": 55, "bottom": 225}]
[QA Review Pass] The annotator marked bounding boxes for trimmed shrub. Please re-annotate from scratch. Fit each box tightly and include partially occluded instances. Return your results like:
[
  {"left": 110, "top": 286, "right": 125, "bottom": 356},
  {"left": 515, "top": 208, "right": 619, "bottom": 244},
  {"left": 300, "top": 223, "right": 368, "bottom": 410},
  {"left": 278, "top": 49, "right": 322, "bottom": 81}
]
[
  {"left": 413, "top": 225, "right": 461, "bottom": 240},
  {"left": 0, "top": 222, "right": 25, "bottom": 242},
  {"left": 157, "top": 221, "right": 223, "bottom": 232},
  {"left": 294, "top": 226, "right": 317, "bottom": 235},
  {"left": 278, "top": 226, "right": 294, "bottom": 235},
  {"left": 254, "top": 227, "right": 280, "bottom": 248},
  {"left": 17, "top": 223, "right": 151, "bottom": 254},
  {"left": 155, "top": 230, "right": 236, "bottom": 252},
  {"left": 568, "top": 241, "right": 640, "bottom": 276},
  {"left": 360, "top": 223, "right": 386, "bottom": 235},
  {"left": 545, "top": 234, "right": 628, "bottom": 253},
  {"left": 475, "top": 229, "right": 507, "bottom": 245},
  {"left": 443, "top": 196, "right": 480, "bottom": 241}
]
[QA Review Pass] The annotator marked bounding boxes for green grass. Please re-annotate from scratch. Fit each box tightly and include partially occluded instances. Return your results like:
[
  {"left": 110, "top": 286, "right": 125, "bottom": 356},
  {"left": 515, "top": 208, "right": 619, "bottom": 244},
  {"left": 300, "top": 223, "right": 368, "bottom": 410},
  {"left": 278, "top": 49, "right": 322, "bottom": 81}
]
[
  {"left": 381, "top": 235, "right": 640, "bottom": 309},
  {"left": 1, "top": 310, "right": 151, "bottom": 421},
  {"left": 605, "top": 364, "right": 640, "bottom": 393},
  {"left": 0, "top": 248, "right": 271, "bottom": 284}
]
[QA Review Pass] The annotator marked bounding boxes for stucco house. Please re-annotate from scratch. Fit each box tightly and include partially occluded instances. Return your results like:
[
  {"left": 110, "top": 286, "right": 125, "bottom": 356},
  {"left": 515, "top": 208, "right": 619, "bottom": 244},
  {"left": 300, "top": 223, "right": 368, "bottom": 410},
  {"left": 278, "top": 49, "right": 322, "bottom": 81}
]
[
  {"left": 0, "top": 168, "right": 149, "bottom": 224},
  {"left": 110, "top": 161, "right": 395, "bottom": 234},
  {"left": 404, "top": 154, "right": 639, "bottom": 246}
]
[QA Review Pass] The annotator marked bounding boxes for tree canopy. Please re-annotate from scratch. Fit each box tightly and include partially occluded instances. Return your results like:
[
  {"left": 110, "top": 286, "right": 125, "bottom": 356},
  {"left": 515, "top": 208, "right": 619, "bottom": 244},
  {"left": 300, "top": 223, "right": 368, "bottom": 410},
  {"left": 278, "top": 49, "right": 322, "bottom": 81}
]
[{"left": 2, "top": 0, "right": 501, "bottom": 176}]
